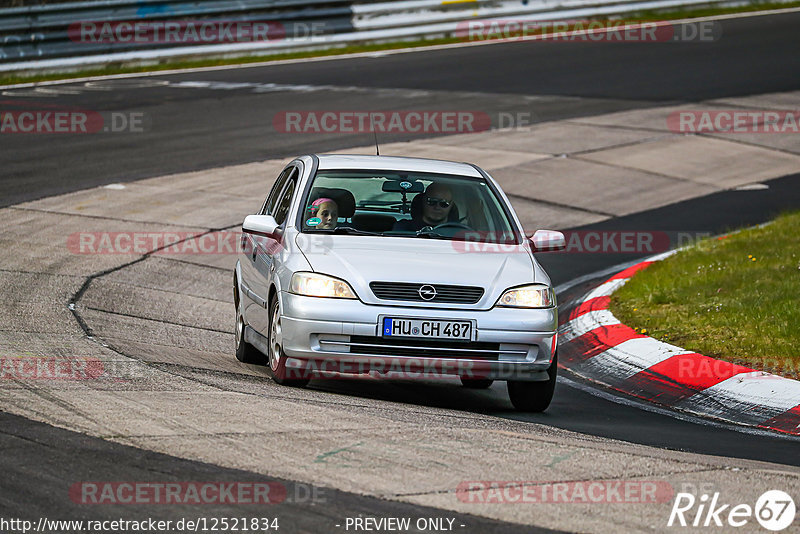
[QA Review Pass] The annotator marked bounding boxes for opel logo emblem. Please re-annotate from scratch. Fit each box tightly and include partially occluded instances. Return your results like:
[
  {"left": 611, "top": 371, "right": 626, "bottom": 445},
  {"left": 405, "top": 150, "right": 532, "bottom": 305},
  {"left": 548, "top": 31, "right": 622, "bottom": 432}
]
[{"left": 418, "top": 284, "right": 437, "bottom": 301}]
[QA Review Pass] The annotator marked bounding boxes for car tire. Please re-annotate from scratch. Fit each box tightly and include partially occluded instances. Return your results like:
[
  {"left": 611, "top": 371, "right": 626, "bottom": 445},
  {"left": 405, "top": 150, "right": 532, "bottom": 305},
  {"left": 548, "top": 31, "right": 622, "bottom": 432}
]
[
  {"left": 267, "top": 297, "right": 309, "bottom": 388},
  {"left": 460, "top": 377, "right": 494, "bottom": 389},
  {"left": 507, "top": 351, "right": 557, "bottom": 412},
  {"left": 235, "top": 286, "right": 264, "bottom": 365}
]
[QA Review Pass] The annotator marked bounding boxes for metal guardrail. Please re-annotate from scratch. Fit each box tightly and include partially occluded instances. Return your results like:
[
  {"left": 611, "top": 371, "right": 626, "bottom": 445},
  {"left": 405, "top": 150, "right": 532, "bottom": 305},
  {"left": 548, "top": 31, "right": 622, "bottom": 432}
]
[
  {"left": 0, "top": 0, "right": 740, "bottom": 72},
  {"left": 0, "top": 0, "right": 356, "bottom": 61}
]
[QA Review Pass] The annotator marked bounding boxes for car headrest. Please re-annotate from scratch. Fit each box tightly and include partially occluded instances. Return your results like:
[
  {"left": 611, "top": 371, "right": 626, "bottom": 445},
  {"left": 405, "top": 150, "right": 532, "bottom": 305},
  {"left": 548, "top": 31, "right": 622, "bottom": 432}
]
[
  {"left": 309, "top": 187, "right": 356, "bottom": 218},
  {"left": 410, "top": 193, "right": 459, "bottom": 222}
]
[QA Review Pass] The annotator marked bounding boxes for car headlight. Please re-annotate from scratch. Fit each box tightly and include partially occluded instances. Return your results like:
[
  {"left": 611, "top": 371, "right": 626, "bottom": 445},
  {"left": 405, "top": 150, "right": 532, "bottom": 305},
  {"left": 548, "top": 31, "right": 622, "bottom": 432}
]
[
  {"left": 290, "top": 272, "right": 357, "bottom": 299},
  {"left": 497, "top": 284, "right": 554, "bottom": 308}
]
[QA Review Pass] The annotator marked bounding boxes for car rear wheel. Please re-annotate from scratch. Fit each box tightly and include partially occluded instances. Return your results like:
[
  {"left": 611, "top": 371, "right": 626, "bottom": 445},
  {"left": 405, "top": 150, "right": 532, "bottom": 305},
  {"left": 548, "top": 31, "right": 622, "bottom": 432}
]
[
  {"left": 460, "top": 377, "right": 494, "bottom": 389},
  {"left": 267, "top": 297, "right": 309, "bottom": 388},
  {"left": 234, "top": 285, "right": 264, "bottom": 364},
  {"left": 507, "top": 351, "right": 557, "bottom": 412}
]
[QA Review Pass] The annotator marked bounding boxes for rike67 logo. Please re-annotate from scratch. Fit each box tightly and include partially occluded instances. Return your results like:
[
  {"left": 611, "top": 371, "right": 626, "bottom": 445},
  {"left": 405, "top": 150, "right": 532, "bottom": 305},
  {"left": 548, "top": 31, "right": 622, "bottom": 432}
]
[{"left": 668, "top": 490, "right": 796, "bottom": 531}]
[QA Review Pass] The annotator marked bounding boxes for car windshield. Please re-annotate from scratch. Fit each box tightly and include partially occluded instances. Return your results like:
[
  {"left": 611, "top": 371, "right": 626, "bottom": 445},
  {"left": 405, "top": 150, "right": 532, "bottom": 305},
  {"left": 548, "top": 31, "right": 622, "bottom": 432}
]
[{"left": 299, "top": 169, "right": 520, "bottom": 242}]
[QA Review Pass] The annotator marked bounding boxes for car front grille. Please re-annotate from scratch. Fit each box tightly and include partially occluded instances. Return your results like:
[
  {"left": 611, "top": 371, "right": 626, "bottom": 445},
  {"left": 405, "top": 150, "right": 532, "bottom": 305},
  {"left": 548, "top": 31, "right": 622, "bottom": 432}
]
[
  {"left": 370, "top": 281, "right": 484, "bottom": 304},
  {"left": 345, "top": 336, "right": 502, "bottom": 360}
]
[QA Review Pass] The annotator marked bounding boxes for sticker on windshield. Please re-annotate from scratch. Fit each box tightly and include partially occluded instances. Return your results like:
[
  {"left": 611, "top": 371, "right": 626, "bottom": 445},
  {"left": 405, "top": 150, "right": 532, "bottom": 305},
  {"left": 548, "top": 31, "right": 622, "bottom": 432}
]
[
  {"left": 400, "top": 181, "right": 413, "bottom": 189},
  {"left": 306, "top": 217, "right": 322, "bottom": 226}
]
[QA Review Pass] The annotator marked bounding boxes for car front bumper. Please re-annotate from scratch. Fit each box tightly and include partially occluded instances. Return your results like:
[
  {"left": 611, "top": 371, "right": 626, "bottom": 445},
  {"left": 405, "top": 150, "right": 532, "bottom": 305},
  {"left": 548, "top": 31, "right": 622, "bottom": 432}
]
[{"left": 278, "top": 291, "right": 558, "bottom": 382}]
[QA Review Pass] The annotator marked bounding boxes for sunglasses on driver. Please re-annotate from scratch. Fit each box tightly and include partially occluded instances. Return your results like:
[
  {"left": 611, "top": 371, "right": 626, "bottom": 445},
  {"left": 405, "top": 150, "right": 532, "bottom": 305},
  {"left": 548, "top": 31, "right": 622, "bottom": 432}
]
[{"left": 425, "top": 196, "right": 452, "bottom": 208}]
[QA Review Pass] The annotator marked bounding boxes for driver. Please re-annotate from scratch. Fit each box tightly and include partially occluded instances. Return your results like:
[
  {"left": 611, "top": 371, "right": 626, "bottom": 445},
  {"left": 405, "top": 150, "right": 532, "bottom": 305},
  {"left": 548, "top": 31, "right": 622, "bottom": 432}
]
[{"left": 393, "top": 183, "right": 453, "bottom": 231}]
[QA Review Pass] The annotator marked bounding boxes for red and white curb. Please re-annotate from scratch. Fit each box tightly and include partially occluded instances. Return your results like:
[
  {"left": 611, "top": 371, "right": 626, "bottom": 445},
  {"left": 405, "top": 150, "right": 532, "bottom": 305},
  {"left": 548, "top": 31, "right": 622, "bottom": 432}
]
[{"left": 558, "top": 251, "right": 800, "bottom": 436}]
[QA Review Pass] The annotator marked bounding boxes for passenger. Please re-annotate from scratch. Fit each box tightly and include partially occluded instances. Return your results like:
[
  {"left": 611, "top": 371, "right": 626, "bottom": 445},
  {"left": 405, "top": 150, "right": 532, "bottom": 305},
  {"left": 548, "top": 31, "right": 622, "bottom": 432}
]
[
  {"left": 393, "top": 183, "right": 454, "bottom": 231},
  {"left": 308, "top": 197, "right": 338, "bottom": 229}
]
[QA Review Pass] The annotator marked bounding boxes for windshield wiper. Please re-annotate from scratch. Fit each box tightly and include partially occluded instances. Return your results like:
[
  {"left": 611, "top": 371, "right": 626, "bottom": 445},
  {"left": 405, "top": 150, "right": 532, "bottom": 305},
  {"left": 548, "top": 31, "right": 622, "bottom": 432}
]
[{"left": 414, "top": 229, "right": 449, "bottom": 239}]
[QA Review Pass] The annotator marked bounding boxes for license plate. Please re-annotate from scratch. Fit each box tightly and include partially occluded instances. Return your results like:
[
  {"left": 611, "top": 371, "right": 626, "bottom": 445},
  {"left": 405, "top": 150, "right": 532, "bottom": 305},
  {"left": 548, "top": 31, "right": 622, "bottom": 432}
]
[{"left": 381, "top": 317, "right": 473, "bottom": 340}]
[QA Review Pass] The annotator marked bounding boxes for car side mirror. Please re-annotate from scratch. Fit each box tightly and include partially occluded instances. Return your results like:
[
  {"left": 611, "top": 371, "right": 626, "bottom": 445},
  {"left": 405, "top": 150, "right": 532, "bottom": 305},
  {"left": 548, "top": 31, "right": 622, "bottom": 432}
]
[
  {"left": 530, "top": 230, "right": 566, "bottom": 252},
  {"left": 242, "top": 214, "right": 279, "bottom": 237}
]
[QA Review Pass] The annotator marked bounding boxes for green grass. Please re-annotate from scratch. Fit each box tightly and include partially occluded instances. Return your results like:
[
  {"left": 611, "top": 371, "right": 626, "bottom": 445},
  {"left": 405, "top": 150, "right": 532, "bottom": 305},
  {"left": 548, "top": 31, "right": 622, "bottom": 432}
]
[
  {"left": 2, "top": 1, "right": 799, "bottom": 86},
  {"left": 609, "top": 211, "right": 800, "bottom": 379}
]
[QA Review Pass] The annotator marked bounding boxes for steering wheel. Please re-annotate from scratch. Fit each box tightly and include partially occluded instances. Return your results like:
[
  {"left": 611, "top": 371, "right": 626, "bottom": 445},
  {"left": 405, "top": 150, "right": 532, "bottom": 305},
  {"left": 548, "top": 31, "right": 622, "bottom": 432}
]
[
  {"left": 423, "top": 221, "right": 473, "bottom": 237},
  {"left": 433, "top": 222, "right": 473, "bottom": 231}
]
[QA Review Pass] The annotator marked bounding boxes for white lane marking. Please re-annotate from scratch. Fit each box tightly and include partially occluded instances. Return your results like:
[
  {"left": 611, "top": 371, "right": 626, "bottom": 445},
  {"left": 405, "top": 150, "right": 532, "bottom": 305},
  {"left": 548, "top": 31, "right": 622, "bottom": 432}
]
[
  {"left": 559, "top": 309, "right": 620, "bottom": 343},
  {"left": 169, "top": 81, "right": 253, "bottom": 90},
  {"left": 2, "top": 87, "right": 82, "bottom": 96},
  {"left": 1, "top": 9, "right": 797, "bottom": 91},
  {"left": 32, "top": 86, "right": 83, "bottom": 95},
  {"left": 168, "top": 81, "right": 213, "bottom": 88},
  {"left": 557, "top": 374, "right": 800, "bottom": 441},
  {"left": 2, "top": 89, "right": 51, "bottom": 97},
  {"left": 735, "top": 183, "right": 770, "bottom": 190},
  {"left": 85, "top": 80, "right": 170, "bottom": 89},
  {"left": 167, "top": 80, "right": 442, "bottom": 97},
  {"left": 1, "top": 78, "right": 495, "bottom": 99},
  {"left": 3, "top": 79, "right": 169, "bottom": 97},
  {"left": 581, "top": 337, "right": 693, "bottom": 382}
]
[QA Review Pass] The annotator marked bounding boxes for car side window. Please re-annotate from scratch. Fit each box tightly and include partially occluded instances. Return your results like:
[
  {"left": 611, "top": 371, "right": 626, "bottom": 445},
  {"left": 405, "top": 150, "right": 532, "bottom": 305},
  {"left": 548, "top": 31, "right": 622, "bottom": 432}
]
[
  {"left": 261, "top": 166, "right": 294, "bottom": 216},
  {"left": 273, "top": 177, "right": 297, "bottom": 226}
]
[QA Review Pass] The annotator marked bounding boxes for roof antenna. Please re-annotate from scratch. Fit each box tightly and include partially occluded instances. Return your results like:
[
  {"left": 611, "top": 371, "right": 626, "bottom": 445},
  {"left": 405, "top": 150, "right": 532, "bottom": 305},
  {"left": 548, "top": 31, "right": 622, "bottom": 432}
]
[{"left": 369, "top": 112, "right": 380, "bottom": 156}]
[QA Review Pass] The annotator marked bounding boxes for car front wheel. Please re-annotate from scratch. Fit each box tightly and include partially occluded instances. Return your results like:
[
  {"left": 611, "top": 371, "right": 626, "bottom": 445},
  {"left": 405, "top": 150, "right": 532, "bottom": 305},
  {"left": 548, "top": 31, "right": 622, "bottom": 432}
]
[
  {"left": 507, "top": 351, "right": 557, "bottom": 412},
  {"left": 267, "top": 297, "right": 309, "bottom": 388}
]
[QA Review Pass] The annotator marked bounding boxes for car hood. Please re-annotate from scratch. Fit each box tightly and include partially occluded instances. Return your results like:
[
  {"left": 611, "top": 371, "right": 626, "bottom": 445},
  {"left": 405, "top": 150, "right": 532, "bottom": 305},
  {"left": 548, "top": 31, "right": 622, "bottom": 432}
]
[{"left": 296, "top": 234, "right": 538, "bottom": 309}]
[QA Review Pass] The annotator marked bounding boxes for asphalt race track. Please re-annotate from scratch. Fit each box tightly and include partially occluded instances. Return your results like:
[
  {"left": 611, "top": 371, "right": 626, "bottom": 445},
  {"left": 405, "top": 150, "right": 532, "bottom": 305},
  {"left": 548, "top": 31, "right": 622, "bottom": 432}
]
[
  {"left": 1, "top": 9, "right": 800, "bottom": 533},
  {"left": 2, "top": 11, "right": 800, "bottom": 206},
  {"left": 1, "top": 410, "right": 559, "bottom": 534}
]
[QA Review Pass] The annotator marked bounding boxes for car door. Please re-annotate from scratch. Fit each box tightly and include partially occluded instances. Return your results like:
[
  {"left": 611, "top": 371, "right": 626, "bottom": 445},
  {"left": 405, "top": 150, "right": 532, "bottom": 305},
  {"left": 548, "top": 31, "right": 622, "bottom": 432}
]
[{"left": 241, "top": 165, "right": 300, "bottom": 334}]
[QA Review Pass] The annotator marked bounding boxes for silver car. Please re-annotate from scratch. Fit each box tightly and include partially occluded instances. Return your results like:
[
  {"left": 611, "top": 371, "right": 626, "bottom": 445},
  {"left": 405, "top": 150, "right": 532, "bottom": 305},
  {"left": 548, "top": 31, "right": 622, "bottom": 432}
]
[{"left": 234, "top": 155, "right": 566, "bottom": 411}]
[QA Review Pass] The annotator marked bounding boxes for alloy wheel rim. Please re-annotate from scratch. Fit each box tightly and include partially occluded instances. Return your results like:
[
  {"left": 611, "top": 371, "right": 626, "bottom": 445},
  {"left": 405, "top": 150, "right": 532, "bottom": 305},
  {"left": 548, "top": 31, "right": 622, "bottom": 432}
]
[
  {"left": 269, "top": 305, "right": 282, "bottom": 371},
  {"left": 235, "top": 311, "right": 243, "bottom": 350}
]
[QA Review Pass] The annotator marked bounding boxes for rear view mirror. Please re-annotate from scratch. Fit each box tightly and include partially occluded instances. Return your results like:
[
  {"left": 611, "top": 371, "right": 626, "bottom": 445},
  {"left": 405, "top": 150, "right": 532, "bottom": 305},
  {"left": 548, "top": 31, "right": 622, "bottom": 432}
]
[
  {"left": 242, "top": 215, "right": 279, "bottom": 237},
  {"left": 382, "top": 180, "right": 424, "bottom": 193},
  {"left": 530, "top": 230, "right": 566, "bottom": 252}
]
